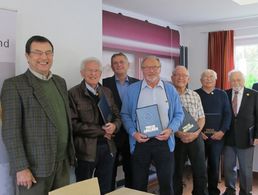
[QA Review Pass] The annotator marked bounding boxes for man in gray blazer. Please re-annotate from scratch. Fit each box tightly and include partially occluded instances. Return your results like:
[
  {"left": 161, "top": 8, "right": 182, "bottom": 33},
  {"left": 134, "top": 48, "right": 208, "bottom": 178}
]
[
  {"left": 223, "top": 70, "right": 258, "bottom": 195},
  {"left": 1, "top": 35, "right": 75, "bottom": 195}
]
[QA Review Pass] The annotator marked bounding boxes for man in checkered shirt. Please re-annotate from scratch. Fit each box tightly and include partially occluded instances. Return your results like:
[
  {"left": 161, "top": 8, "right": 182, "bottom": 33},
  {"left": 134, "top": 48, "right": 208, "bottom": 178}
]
[{"left": 171, "top": 66, "right": 208, "bottom": 195}]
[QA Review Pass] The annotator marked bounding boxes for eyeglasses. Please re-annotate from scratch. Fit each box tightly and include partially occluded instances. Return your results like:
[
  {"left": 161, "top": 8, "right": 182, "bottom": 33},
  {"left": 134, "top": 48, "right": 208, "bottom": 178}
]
[
  {"left": 30, "top": 50, "right": 54, "bottom": 57},
  {"left": 112, "top": 60, "right": 128, "bottom": 66},
  {"left": 85, "top": 69, "right": 101, "bottom": 73},
  {"left": 202, "top": 76, "right": 216, "bottom": 81},
  {"left": 173, "top": 74, "right": 189, "bottom": 78},
  {"left": 142, "top": 66, "right": 161, "bottom": 71}
]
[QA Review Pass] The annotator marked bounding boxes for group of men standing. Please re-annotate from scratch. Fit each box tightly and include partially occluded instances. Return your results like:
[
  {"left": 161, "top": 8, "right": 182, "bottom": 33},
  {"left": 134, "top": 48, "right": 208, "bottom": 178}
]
[{"left": 1, "top": 35, "right": 258, "bottom": 195}]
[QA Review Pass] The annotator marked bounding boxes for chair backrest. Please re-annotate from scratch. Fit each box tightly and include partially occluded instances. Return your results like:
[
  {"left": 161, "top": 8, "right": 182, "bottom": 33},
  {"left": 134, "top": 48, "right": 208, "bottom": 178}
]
[
  {"left": 106, "top": 187, "right": 154, "bottom": 195},
  {"left": 49, "top": 177, "right": 100, "bottom": 195}
]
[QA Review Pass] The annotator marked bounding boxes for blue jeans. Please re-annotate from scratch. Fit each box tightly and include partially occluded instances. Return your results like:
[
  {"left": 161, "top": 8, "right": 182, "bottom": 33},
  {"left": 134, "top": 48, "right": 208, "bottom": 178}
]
[
  {"left": 131, "top": 138, "right": 174, "bottom": 195},
  {"left": 174, "top": 135, "right": 208, "bottom": 195},
  {"left": 75, "top": 143, "right": 115, "bottom": 195}
]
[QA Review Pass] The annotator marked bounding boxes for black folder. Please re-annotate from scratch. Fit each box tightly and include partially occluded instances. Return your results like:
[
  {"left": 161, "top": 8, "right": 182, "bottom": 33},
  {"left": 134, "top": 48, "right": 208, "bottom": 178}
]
[
  {"left": 179, "top": 107, "right": 199, "bottom": 132},
  {"left": 98, "top": 95, "right": 112, "bottom": 124},
  {"left": 249, "top": 125, "right": 255, "bottom": 146},
  {"left": 202, "top": 113, "right": 220, "bottom": 137}
]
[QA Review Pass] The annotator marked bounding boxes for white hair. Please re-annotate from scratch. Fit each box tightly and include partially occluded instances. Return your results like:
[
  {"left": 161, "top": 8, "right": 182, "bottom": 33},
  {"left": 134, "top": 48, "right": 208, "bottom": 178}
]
[
  {"left": 172, "top": 65, "right": 189, "bottom": 76},
  {"left": 141, "top": 55, "right": 161, "bottom": 68},
  {"left": 228, "top": 69, "right": 245, "bottom": 81},
  {"left": 201, "top": 69, "right": 217, "bottom": 80},
  {"left": 80, "top": 57, "right": 103, "bottom": 71}
]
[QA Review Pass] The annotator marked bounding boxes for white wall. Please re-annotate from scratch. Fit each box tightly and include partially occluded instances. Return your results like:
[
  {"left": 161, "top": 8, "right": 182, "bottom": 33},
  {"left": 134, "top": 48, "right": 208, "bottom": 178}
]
[
  {"left": 180, "top": 17, "right": 258, "bottom": 89},
  {"left": 0, "top": 0, "right": 102, "bottom": 89}
]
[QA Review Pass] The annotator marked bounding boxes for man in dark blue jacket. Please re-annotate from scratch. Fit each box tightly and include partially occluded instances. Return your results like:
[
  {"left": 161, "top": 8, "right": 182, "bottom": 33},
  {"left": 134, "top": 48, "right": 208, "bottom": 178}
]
[{"left": 103, "top": 53, "right": 138, "bottom": 189}]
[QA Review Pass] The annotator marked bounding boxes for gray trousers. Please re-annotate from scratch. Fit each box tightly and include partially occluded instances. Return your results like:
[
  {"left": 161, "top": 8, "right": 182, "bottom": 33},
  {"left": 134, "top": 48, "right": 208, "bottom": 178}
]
[
  {"left": 17, "top": 159, "right": 69, "bottom": 195},
  {"left": 223, "top": 146, "right": 254, "bottom": 195}
]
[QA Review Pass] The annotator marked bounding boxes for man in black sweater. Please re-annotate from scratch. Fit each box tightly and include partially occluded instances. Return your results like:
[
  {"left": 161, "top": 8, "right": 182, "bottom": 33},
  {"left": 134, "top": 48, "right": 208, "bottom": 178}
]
[{"left": 196, "top": 69, "right": 231, "bottom": 195}]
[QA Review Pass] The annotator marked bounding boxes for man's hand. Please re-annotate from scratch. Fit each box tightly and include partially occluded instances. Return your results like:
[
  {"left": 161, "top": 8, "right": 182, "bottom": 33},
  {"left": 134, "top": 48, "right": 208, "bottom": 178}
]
[
  {"left": 210, "top": 131, "right": 224, "bottom": 140},
  {"left": 102, "top": 122, "right": 116, "bottom": 135},
  {"left": 180, "top": 131, "right": 199, "bottom": 143},
  {"left": 201, "top": 132, "right": 208, "bottom": 140},
  {"left": 156, "top": 128, "right": 172, "bottom": 141},
  {"left": 16, "top": 169, "right": 36, "bottom": 189},
  {"left": 133, "top": 132, "right": 149, "bottom": 143},
  {"left": 175, "top": 131, "right": 186, "bottom": 139},
  {"left": 104, "top": 133, "right": 112, "bottom": 140},
  {"left": 254, "top": 138, "right": 258, "bottom": 145}
]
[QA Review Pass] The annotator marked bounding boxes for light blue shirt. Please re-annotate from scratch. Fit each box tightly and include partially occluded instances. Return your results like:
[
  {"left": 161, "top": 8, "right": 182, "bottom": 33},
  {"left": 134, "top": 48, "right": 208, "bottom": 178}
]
[
  {"left": 137, "top": 80, "right": 169, "bottom": 129},
  {"left": 121, "top": 80, "right": 184, "bottom": 153},
  {"left": 85, "top": 82, "right": 99, "bottom": 95},
  {"left": 115, "top": 75, "right": 130, "bottom": 101}
]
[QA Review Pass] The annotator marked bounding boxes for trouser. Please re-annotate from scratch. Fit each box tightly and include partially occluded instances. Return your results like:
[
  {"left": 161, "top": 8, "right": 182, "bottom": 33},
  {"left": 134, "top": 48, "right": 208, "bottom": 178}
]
[
  {"left": 223, "top": 146, "right": 254, "bottom": 195},
  {"left": 205, "top": 139, "right": 224, "bottom": 195},
  {"left": 111, "top": 144, "right": 132, "bottom": 190},
  {"left": 75, "top": 143, "right": 115, "bottom": 195},
  {"left": 173, "top": 135, "right": 208, "bottom": 195},
  {"left": 17, "top": 159, "right": 69, "bottom": 195},
  {"left": 131, "top": 138, "right": 174, "bottom": 195}
]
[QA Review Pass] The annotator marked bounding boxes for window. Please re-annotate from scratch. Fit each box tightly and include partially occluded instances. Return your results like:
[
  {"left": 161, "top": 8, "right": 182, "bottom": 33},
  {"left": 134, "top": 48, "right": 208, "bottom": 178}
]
[{"left": 234, "top": 44, "right": 258, "bottom": 88}]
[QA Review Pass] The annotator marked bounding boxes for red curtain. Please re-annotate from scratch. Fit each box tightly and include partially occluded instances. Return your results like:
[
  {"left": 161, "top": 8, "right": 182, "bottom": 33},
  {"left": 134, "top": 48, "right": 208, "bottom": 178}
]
[{"left": 208, "top": 30, "right": 234, "bottom": 89}]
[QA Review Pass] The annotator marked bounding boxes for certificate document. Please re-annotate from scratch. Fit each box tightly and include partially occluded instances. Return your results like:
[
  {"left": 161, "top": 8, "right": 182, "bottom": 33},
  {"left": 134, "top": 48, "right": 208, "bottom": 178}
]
[{"left": 136, "top": 104, "right": 163, "bottom": 138}]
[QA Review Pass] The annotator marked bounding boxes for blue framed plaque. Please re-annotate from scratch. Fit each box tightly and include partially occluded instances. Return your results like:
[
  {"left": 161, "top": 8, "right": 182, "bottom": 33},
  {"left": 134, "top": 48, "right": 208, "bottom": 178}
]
[{"left": 136, "top": 104, "right": 163, "bottom": 137}]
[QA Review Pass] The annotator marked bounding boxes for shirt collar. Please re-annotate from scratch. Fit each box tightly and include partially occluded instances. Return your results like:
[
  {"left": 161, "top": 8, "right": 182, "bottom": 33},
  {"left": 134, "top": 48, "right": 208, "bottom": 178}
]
[
  {"left": 233, "top": 87, "right": 244, "bottom": 95},
  {"left": 141, "top": 79, "right": 164, "bottom": 89},
  {"left": 29, "top": 68, "right": 53, "bottom": 80},
  {"left": 85, "top": 82, "right": 99, "bottom": 95},
  {"left": 115, "top": 75, "right": 129, "bottom": 82},
  {"left": 182, "top": 88, "right": 191, "bottom": 95}
]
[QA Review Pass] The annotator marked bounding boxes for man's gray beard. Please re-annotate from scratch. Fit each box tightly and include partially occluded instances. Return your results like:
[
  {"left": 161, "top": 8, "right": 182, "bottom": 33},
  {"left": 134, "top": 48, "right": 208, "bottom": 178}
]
[
  {"left": 146, "top": 76, "right": 160, "bottom": 84},
  {"left": 232, "top": 86, "right": 243, "bottom": 92}
]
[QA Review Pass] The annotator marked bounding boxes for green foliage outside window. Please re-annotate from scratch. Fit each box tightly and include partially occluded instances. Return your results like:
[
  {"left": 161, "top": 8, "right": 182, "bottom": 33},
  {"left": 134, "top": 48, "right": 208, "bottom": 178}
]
[{"left": 235, "top": 45, "right": 258, "bottom": 88}]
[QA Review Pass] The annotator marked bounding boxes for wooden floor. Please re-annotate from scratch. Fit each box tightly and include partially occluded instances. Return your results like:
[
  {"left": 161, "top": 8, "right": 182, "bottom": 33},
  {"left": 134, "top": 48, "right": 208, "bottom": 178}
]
[{"left": 147, "top": 167, "right": 258, "bottom": 194}]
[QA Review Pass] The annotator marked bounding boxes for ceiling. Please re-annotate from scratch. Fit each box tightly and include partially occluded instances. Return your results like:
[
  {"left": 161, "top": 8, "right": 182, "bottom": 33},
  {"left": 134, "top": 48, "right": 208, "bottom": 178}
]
[{"left": 102, "top": 0, "right": 258, "bottom": 26}]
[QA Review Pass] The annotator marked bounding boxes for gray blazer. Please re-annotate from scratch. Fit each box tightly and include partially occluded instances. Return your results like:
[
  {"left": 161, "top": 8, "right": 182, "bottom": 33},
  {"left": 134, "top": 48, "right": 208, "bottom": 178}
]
[{"left": 1, "top": 70, "right": 75, "bottom": 177}]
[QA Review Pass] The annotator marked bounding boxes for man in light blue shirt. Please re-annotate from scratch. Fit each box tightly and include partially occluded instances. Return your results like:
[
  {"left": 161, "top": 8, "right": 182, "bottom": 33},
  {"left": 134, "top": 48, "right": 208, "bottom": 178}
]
[
  {"left": 121, "top": 56, "right": 184, "bottom": 195},
  {"left": 103, "top": 52, "right": 139, "bottom": 189}
]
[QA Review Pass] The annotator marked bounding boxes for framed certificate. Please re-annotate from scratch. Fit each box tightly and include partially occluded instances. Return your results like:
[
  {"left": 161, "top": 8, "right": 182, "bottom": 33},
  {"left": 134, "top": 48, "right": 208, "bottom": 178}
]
[{"left": 136, "top": 104, "right": 163, "bottom": 138}]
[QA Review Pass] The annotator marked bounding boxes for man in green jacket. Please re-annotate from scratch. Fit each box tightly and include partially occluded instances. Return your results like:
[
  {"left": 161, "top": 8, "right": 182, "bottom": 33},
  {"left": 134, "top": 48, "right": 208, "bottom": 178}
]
[{"left": 1, "top": 35, "right": 75, "bottom": 195}]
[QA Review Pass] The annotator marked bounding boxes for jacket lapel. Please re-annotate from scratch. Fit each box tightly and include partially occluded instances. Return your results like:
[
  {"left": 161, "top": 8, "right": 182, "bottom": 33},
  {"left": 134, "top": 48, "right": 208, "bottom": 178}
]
[
  {"left": 25, "top": 70, "right": 57, "bottom": 127},
  {"left": 238, "top": 88, "right": 248, "bottom": 114}
]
